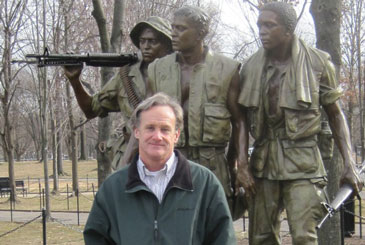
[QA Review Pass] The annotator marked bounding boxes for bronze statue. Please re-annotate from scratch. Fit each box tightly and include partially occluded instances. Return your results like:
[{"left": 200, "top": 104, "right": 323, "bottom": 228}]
[
  {"left": 238, "top": 2, "right": 363, "bottom": 244},
  {"left": 123, "top": 5, "right": 249, "bottom": 220},
  {"left": 63, "top": 16, "right": 172, "bottom": 168}
]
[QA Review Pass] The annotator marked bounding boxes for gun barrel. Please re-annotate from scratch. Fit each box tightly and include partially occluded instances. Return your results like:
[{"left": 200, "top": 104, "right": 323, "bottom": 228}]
[
  {"left": 24, "top": 52, "right": 139, "bottom": 67},
  {"left": 330, "top": 184, "right": 353, "bottom": 211},
  {"left": 11, "top": 60, "right": 38, "bottom": 65},
  {"left": 316, "top": 212, "right": 330, "bottom": 229},
  {"left": 316, "top": 161, "right": 365, "bottom": 229}
]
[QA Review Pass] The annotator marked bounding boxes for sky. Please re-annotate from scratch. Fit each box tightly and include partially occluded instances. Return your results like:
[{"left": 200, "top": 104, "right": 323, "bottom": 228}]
[{"left": 213, "top": 0, "right": 317, "bottom": 56}]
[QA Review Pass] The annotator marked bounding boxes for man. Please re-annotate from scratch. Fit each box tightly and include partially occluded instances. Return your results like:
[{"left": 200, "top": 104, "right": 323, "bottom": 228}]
[
  {"left": 132, "top": 5, "right": 249, "bottom": 220},
  {"left": 64, "top": 16, "right": 172, "bottom": 168},
  {"left": 83, "top": 93, "right": 236, "bottom": 244},
  {"left": 238, "top": 2, "right": 363, "bottom": 244}
]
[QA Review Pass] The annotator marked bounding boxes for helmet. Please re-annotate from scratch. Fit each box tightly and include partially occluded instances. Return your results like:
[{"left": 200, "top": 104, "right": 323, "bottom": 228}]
[{"left": 130, "top": 16, "right": 172, "bottom": 48}]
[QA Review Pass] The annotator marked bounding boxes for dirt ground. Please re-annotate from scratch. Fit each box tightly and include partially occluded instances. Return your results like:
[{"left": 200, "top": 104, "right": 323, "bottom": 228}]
[{"left": 235, "top": 232, "right": 365, "bottom": 244}]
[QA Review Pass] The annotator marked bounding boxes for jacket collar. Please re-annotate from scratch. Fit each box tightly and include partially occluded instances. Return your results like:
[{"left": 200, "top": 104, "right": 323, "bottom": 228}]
[{"left": 125, "top": 150, "right": 193, "bottom": 192}]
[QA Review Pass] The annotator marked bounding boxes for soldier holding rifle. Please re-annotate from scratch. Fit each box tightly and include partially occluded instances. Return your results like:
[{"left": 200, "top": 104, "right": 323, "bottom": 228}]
[
  {"left": 122, "top": 5, "right": 249, "bottom": 220},
  {"left": 238, "top": 2, "right": 363, "bottom": 244},
  {"left": 63, "top": 17, "right": 173, "bottom": 168}
]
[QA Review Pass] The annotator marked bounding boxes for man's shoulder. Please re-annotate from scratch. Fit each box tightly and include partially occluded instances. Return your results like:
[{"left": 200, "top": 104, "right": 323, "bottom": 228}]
[
  {"left": 187, "top": 160, "right": 217, "bottom": 181},
  {"left": 207, "top": 50, "right": 241, "bottom": 70},
  {"left": 240, "top": 48, "right": 266, "bottom": 76},
  {"left": 306, "top": 45, "right": 331, "bottom": 62},
  {"left": 100, "top": 166, "right": 129, "bottom": 188},
  {"left": 150, "top": 52, "right": 177, "bottom": 68},
  {"left": 295, "top": 38, "right": 332, "bottom": 67},
  {"left": 210, "top": 51, "right": 239, "bottom": 64},
  {"left": 129, "top": 61, "right": 142, "bottom": 74}
]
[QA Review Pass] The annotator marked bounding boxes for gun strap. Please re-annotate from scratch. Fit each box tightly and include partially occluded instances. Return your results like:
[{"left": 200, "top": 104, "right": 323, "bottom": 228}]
[{"left": 119, "top": 65, "right": 141, "bottom": 109}]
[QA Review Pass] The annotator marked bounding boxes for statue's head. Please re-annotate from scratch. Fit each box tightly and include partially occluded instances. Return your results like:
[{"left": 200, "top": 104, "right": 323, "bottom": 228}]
[
  {"left": 130, "top": 16, "right": 172, "bottom": 49},
  {"left": 130, "top": 16, "right": 173, "bottom": 63},
  {"left": 260, "top": 2, "right": 297, "bottom": 34},
  {"left": 173, "top": 5, "right": 211, "bottom": 39}
]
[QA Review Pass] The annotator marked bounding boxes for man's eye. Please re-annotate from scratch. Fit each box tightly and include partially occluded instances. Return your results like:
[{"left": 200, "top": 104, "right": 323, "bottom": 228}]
[
  {"left": 161, "top": 128, "right": 171, "bottom": 133},
  {"left": 173, "top": 25, "right": 185, "bottom": 32},
  {"left": 177, "top": 26, "right": 186, "bottom": 32},
  {"left": 150, "top": 39, "right": 158, "bottom": 45}
]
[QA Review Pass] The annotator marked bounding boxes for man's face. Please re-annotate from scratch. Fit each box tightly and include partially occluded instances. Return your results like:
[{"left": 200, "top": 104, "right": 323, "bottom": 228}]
[
  {"left": 139, "top": 27, "right": 169, "bottom": 64},
  {"left": 257, "top": 10, "right": 289, "bottom": 51},
  {"left": 134, "top": 105, "right": 180, "bottom": 169},
  {"left": 171, "top": 15, "right": 200, "bottom": 53}
]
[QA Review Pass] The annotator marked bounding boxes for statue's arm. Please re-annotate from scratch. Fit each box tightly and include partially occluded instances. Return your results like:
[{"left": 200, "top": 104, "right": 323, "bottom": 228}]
[
  {"left": 64, "top": 66, "right": 97, "bottom": 119},
  {"left": 120, "top": 134, "right": 139, "bottom": 167},
  {"left": 119, "top": 77, "right": 156, "bottom": 166},
  {"left": 227, "top": 69, "right": 256, "bottom": 197},
  {"left": 323, "top": 102, "right": 363, "bottom": 195}
]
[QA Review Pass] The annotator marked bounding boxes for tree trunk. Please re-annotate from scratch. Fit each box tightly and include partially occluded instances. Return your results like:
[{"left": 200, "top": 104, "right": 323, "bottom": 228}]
[
  {"left": 2, "top": 3, "right": 17, "bottom": 202},
  {"left": 64, "top": 9, "right": 79, "bottom": 194},
  {"left": 40, "top": 0, "right": 51, "bottom": 218},
  {"left": 310, "top": 1, "right": 342, "bottom": 244},
  {"left": 4, "top": 119, "right": 16, "bottom": 203},
  {"left": 79, "top": 118, "right": 87, "bottom": 160},
  {"left": 51, "top": 113, "right": 59, "bottom": 193},
  {"left": 91, "top": 0, "right": 125, "bottom": 185},
  {"left": 56, "top": 123, "right": 64, "bottom": 175},
  {"left": 2, "top": 145, "right": 8, "bottom": 162}
]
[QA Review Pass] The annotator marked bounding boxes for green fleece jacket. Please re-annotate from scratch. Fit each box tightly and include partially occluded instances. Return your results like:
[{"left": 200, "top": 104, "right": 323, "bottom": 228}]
[{"left": 83, "top": 150, "right": 236, "bottom": 245}]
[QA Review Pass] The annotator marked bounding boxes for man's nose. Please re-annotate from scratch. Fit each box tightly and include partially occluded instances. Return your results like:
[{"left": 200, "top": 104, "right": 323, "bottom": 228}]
[
  {"left": 141, "top": 41, "right": 151, "bottom": 50},
  {"left": 152, "top": 130, "right": 163, "bottom": 140},
  {"left": 259, "top": 26, "right": 268, "bottom": 36},
  {"left": 171, "top": 28, "right": 178, "bottom": 38}
]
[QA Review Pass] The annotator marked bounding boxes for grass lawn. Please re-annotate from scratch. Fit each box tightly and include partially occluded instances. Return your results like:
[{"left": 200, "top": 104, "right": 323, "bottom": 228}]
[
  {"left": 0, "top": 160, "right": 98, "bottom": 212},
  {"left": 0, "top": 159, "right": 98, "bottom": 180},
  {"left": 0, "top": 160, "right": 96, "bottom": 244},
  {"left": 0, "top": 192, "right": 94, "bottom": 212},
  {"left": 0, "top": 221, "right": 85, "bottom": 245}
]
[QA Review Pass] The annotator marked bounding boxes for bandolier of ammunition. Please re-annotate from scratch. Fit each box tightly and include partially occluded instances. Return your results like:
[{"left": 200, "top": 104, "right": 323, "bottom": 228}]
[{"left": 120, "top": 65, "right": 141, "bottom": 109}]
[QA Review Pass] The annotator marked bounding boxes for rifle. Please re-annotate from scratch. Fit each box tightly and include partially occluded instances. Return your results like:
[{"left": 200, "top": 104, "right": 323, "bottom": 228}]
[
  {"left": 12, "top": 48, "right": 139, "bottom": 67},
  {"left": 316, "top": 162, "right": 365, "bottom": 229}
]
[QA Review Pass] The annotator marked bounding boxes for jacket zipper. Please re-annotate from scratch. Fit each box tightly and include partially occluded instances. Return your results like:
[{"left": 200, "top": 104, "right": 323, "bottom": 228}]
[{"left": 154, "top": 219, "right": 158, "bottom": 241}]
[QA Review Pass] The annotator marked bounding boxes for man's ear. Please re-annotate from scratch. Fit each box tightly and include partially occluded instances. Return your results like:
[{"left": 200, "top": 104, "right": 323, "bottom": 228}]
[
  {"left": 174, "top": 129, "right": 181, "bottom": 143},
  {"left": 198, "top": 30, "right": 205, "bottom": 41},
  {"left": 134, "top": 127, "right": 140, "bottom": 139}
]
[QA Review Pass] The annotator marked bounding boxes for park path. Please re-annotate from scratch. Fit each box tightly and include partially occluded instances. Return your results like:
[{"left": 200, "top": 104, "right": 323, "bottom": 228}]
[
  {"left": 2, "top": 210, "right": 365, "bottom": 244},
  {"left": 0, "top": 210, "right": 88, "bottom": 225}
]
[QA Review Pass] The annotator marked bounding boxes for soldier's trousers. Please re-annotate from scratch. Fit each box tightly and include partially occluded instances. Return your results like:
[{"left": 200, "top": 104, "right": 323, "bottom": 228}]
[
  {"left": 178, "top": 147, "right": 232, "bottom": 197},
  {"left": 177, "top": 146, "right": 246, "bottom": 220},
  {"left": 249, "top": 178, "right": 328, "bottom": 245}
]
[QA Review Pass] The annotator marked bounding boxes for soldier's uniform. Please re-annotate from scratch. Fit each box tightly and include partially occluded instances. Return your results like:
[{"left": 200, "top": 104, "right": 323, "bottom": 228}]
[
  {"left": 91, "top": 61, "right": 147, "bottom": 168},
  {"left": 90, "top": 16, "right": 172, "bottom": 169},
  {"left": 148, "top": 48, "right": 244, "bottom": 218},
  {"left": 239, "top": 36, "right": 342, "bottom": 245}
]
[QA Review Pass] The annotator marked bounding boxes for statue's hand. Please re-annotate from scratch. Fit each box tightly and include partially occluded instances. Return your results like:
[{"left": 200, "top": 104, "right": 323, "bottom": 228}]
[
  {"left": 340, "top": 160, "right": 363, "bottom": 196},
  {"left": 63, "top": 64, "right": 83, "bottom": 83},
  {"left": 235, "top": 163, "right": 256, "bottom": 198}
]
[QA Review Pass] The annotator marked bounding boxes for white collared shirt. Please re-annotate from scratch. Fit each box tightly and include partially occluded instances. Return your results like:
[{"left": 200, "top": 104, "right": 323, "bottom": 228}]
[{"left": 137, "top": 153, "right": 178, "bottom": 203}]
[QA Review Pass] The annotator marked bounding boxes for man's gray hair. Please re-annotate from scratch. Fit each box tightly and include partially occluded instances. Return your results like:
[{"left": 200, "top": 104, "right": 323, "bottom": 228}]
[
  {"left": 260, "top": 2, "right": 297, "bottom": 34},
  {"left": 174, "top": 5, "right": 210, "bottom": 38},
  {"left": 131, "top": 92, "right": 184, "bottom": 131}
]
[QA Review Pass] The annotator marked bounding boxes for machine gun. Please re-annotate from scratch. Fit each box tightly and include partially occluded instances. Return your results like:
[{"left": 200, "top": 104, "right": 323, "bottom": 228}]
[
  {"left": 316, "top": 162, "right": 365, "bottom": 229},
  {"left": 12, "top": 48, "right": 139, "bottom": 67}
]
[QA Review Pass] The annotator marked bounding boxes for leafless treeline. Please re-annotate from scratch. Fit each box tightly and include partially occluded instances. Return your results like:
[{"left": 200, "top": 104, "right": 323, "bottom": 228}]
[{"left": 1, "top": 0, "right": 365, "bottom": 206}]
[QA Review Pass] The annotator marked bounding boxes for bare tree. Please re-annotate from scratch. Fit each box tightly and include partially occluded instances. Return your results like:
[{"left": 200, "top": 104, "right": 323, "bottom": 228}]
[
  {"left": 90, "top": 0, "right": 125, "bottom": 185},
  {"left": 0, "top": 0, "right": 28, "bottom": 202},
  {"left": 310, "top": 0, "right": 343, "bottom": 244},
  {"left": 341, "top": 0, "right": 365, "bottom": 154}
]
